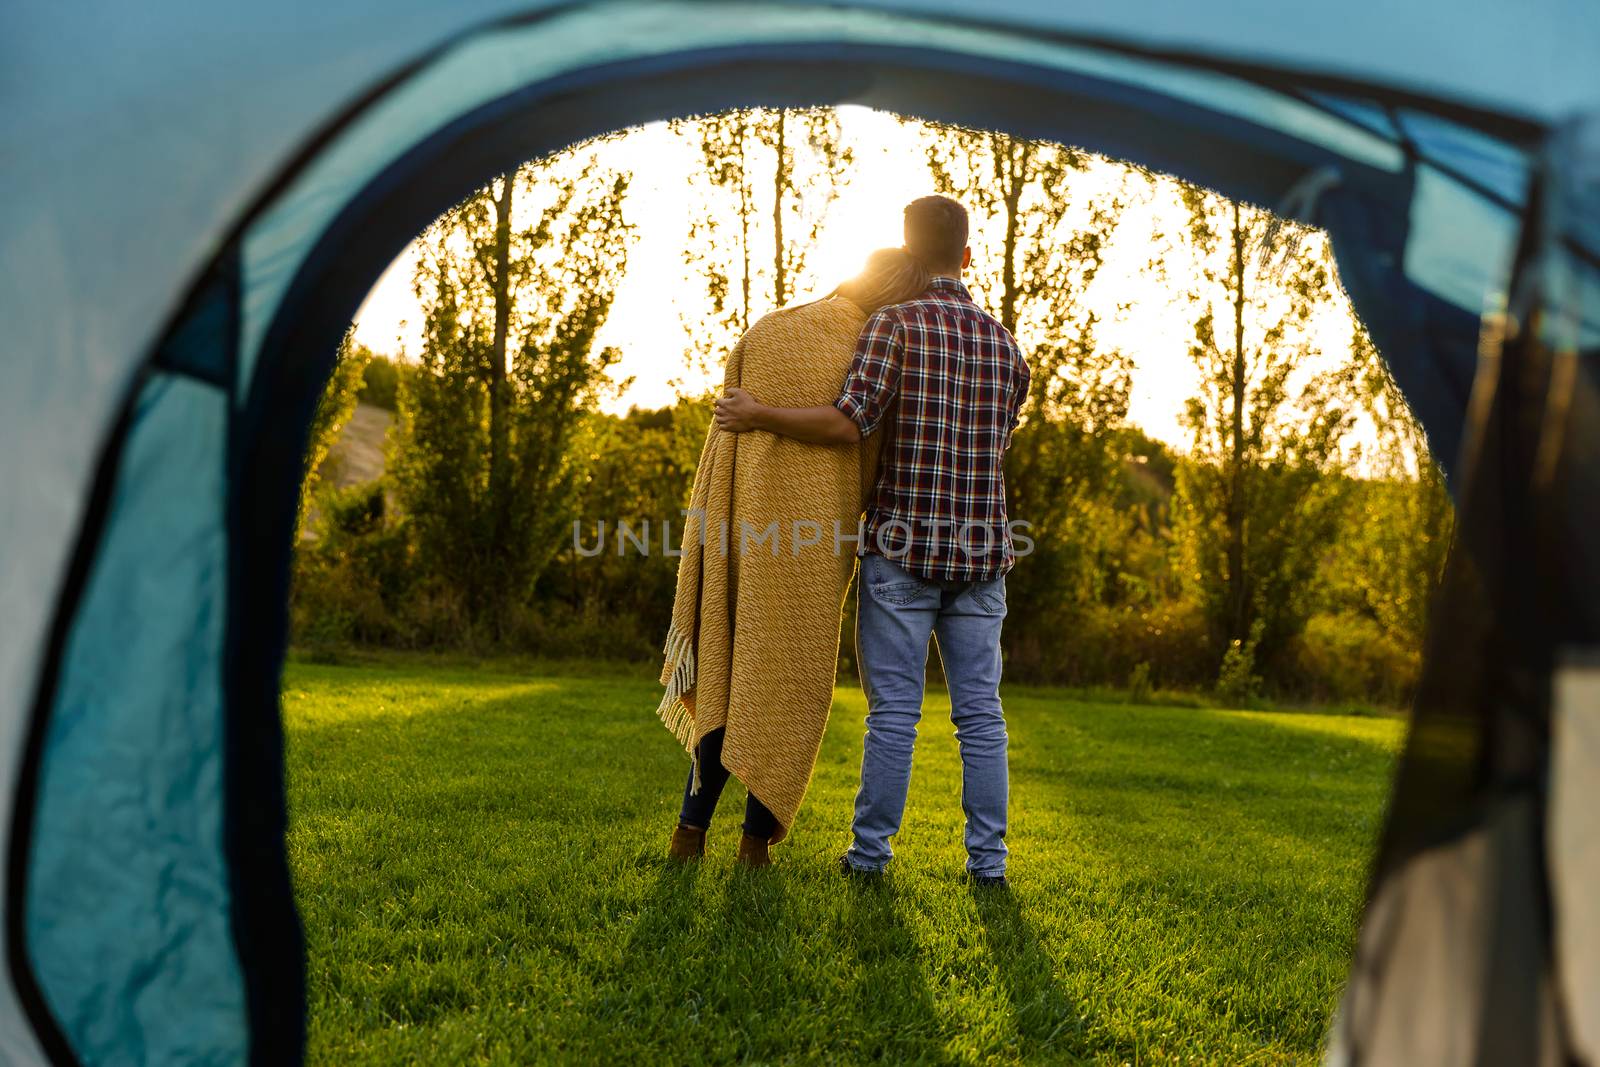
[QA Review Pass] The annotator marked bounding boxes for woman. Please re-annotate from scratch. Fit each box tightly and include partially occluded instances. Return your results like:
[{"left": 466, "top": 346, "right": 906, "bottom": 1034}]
[{"left": 654, "top": 248, "right": 930, "bottom": 867}]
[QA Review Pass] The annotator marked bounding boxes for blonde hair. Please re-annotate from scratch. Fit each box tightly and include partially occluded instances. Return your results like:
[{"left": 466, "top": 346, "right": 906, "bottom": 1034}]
[{"left": 833, "top": 247, "right": 930, "bottom": 314}]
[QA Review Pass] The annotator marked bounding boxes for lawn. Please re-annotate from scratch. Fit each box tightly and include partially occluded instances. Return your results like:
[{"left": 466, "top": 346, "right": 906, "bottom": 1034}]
[{"left": 283, "top": 656, "right": 1402, "bottom": 1065}]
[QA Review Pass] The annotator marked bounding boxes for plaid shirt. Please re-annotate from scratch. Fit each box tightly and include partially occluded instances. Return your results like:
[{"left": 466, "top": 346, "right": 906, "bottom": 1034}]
[{"left": 834, "top": 276, "right": 1030, "bottom": 581}]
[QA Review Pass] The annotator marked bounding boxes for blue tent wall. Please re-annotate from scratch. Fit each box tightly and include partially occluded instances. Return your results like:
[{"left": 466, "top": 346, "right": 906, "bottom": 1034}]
[
  {"left": 7, "top": 5, "right": 1591, "bottom": 1065},
  {"left": 12, "top": 263, "right": 264, "bottom": 1066},
  {"left": 27, "top": 373, "right": 245, "bottom": 1065}
]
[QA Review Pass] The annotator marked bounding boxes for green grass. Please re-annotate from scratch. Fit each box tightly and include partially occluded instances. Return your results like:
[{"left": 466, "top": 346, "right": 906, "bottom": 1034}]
[{"left": 284, "top": 657, "right": 1402, "bottom": 1065}]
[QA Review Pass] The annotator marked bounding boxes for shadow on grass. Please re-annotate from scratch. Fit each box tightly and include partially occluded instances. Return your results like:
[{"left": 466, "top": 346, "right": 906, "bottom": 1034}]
[
  {"left": 838, "top": 880, "right": 952, "bottom": 1064},
  {"left": 974, "top": 888, "right": 1087, "bottom": 1054},
  {"left": 584, "top": 858, "right": 711, "bottom": 1035},
  {"left": 1005, "top": 706, "right": 1383, "bottom": 1055},
  {"left": 586, "top": 856, "right": 818, "bottom": 1059}
]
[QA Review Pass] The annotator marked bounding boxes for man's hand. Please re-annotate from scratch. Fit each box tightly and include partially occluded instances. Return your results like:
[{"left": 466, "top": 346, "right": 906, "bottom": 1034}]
[{"left": 714, "top": 387, "right": 765, "bottom": 433}]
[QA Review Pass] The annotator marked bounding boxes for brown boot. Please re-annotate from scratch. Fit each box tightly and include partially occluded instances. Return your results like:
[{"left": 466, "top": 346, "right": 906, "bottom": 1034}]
[
  {"left": 736, "top": 833, "right": 772, "bottom": 868},
  {"left": 668, "top": 824, "right": 706, "bottom": 862}
]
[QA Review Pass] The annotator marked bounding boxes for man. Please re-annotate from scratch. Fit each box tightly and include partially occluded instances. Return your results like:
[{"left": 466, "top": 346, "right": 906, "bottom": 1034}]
[{"left": 714, "top": 195, "right": 1030, "bottom": 887}]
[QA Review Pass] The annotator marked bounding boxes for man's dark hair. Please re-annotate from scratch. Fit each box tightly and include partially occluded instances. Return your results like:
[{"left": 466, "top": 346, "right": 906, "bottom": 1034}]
[{"left": 903, "top": 195, "right": 969, "bottom": 272}]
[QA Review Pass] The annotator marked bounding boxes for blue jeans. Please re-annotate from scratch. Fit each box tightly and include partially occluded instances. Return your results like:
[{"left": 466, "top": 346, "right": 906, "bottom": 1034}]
[{"left": 845, "top": 552, "right": 1009, "bottom": 877}]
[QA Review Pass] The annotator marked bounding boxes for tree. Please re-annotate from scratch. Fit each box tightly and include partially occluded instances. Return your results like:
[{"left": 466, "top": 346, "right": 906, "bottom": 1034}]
[
  {"left": 1169, "top": 188, "right": 1357, "bottom": 683},
  {"left": 672, "top": 108, "right": 853, "bottom": 383},
  {"left": 925, "top": 127, "right": 1129, "bottom": 337},
  {"left": 392, "top": 145, "right": 631, "bottom": 629},
  {"left": 298, "top": 327, "right": 370, "bottom": 536}
]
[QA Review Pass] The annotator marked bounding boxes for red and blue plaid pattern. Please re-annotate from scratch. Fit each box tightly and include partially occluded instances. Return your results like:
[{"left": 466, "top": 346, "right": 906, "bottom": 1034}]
[{"left": 835, "top": 276, "right": 1030, "bottom": 581}]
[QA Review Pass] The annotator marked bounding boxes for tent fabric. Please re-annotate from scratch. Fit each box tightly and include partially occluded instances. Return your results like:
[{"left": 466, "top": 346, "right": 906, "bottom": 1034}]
[
  {"left": 26, "top": 373, "right": 245, "bottom": 1066},
  {"left": 1551, "top": 658, "right": 1600, "bottom": 1064},
  {"left": 3, "top": 2, "right": 1597, "bottom": 1065},
  {"left": 1326, "top": 798, "right": 1566, "bottom": 1065},
  {"left": 1333, "top": 113, "right": 1600, "bottom": 1066},
  {"left": 1325, "top": 805, "right": 1517, "bottom": 1065}
]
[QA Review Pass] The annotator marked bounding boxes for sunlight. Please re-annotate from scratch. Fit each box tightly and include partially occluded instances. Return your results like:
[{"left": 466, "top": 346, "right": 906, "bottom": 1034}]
[{"left": 796, "top": 108, "right": 924, "bottom": 291}]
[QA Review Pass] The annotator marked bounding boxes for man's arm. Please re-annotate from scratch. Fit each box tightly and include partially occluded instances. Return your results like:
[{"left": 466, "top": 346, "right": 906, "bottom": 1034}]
[
  {"left": 1006, "top": 347, "right": 1032, "bottom": 449},
  {"left": 714, "top": 387, "right": 860, "bottom": 444},
  {"left": 715, "top": 309, "right": 903, "bottom": 445}
]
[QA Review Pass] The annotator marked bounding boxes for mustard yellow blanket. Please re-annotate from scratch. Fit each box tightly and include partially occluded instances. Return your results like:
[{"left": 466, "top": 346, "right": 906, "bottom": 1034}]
[{"left": 657, "top": 296, "right": 881, "bottom": 841}]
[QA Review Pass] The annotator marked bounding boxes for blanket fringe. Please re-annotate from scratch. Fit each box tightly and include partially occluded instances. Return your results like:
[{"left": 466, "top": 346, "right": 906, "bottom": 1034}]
[{"left": 655, "top": 623, "right": 702, "bottom": 791}]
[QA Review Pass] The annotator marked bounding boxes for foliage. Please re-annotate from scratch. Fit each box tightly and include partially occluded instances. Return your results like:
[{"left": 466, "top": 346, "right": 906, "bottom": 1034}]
[
  {"left": 1126, "top": 661, "right": 1154, "bottom": 703},
  {"left": 1321, "top": 328, "right": 1455, "bottom": 658},
  {"left": 1290, "top": 611, "right": 1420, "bottom": 708},
  {"left": 1003, "top": 599, "right": 1213, "bottom": 689},
  {"left": 1215, "top": 619, "right": 1265, "bottom": 706},
  {"left": 391, "top": 145, "right": 632, "bottom": 629},
  {"left": 538, "top": 400, "right": 709, "bottom": 643},
  {"left": 357, "top": 354, "right": 402, "bottom": 411},
  {"left": 671, "top": 108, "right": 853, "bottom": 383},
  {"left": 297, "top": 329, "right": 370, "bottom": 536},
  {"left": 286, "top": 657, "right": 1401, "bottom": 1064},
  {"left": 291, "top": 482, "right": 414, "bottom": 648}
]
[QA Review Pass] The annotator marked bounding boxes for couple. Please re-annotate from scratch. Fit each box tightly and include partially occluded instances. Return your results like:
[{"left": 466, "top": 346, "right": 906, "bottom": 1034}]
[{"left": 653, "top": 195, "right": 1030, "bottom": 885}]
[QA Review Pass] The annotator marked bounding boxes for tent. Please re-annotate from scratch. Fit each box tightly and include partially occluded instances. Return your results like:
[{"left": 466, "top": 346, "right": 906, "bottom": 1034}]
[{"left": 2, "top": 2, "right": 1596, "bottom": 1063}]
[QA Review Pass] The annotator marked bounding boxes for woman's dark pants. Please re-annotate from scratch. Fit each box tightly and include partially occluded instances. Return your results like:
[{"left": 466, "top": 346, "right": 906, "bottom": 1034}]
[{"left": 678, "top": 726, "right": 779, "bottom": 840}]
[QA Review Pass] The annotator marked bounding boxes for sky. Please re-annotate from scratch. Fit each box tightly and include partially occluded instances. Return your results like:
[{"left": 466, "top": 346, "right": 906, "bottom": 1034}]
[{"left": 353, "top": 106, "right": 1367, "bottom": 450}]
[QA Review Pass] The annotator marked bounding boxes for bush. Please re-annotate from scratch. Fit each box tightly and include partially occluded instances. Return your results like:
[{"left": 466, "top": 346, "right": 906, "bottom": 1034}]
[
  {"left": 292, "top": 479, "right": 667, "bottom": 662},
  {"left": 502, "top": 601, "right": 659, "bottom": 662},
  {"left": 358, "top": 356, "right": 402, "bottom": 411},
  {"left": 323, "top": 481, "right": 386, "bottom": 538},
  {"left": 292, "top": 482, "right": 417, "bottom": 650},
  {"left": 1215, "top": 620, "right": 1264, "bottom": 707},
  {"left": 1000, "top": 600, "right": 1212, "bottom": 689},
  {"left": 291, "top": 540, "right": 405, "bottom": 648},
  {"left": 1289, "top": 612, "right": 1419, "bottom": 708},
  {"left": 1126, "top": 662, "right": 1153, "bottom": 704}
]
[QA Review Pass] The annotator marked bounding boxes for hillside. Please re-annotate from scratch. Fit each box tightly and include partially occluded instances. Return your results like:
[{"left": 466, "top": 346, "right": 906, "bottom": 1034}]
[{"left": 323, "top": 402, "right": 391, "bottom": 488}]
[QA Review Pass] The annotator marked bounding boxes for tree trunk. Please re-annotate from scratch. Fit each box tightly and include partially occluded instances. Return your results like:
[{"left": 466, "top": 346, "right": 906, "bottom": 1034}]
[
  {"left": 488, "top": 173, "right": 515, "bottom": 616},
  {"left": 737, "top": 122, "right": 751, "bottom": 333},
  {"left": 772, "top": 111, "right": 787, "bottom": 307},
  {"left": 996, "top": 135, "right": 1024, "bottom": 335},
  {"left": 1225, "top": 200, "right": 1249, "bottom": 645}
]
